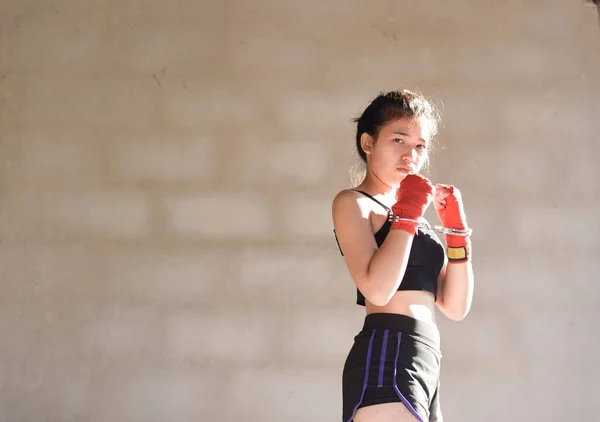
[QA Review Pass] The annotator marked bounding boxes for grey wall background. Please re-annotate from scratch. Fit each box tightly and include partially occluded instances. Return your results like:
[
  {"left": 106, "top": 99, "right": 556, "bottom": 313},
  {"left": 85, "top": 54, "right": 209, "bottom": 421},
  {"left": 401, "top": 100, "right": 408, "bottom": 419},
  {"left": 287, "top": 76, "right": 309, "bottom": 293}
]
[{"left": 1, "top": 1, "right": 599, "bottom": 421}]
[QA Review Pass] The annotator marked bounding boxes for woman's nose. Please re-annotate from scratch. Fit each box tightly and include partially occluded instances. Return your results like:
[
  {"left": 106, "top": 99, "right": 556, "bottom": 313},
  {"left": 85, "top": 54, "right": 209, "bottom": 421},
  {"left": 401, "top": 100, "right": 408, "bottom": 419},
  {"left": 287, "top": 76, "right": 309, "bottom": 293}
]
[{"left": 402, "top": 148, "right": 418, "bottom": 163}]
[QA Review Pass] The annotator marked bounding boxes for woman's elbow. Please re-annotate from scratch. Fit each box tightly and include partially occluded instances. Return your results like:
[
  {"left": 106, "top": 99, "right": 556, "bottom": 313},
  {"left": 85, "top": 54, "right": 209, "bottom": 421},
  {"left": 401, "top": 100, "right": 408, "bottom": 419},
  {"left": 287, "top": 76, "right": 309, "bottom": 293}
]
[
  {"left": 447, "top": 311, "right": 468, "bottom": 322},
  {"left": 366, "top": 294, "right": 390, "bottom": 307},
  {"left": 440, "top": 303, "right": 470, "bottom": 321},
  {"left": 361, "top": 285, "right": 394, "bottom": 307}
]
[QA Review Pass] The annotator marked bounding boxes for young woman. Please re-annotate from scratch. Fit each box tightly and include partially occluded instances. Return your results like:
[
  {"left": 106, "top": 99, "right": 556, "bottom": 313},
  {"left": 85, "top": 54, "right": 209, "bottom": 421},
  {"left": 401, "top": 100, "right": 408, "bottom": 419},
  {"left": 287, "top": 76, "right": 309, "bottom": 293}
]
[{"left": 332, "top": 90, "right": 474, "bottom": 422}]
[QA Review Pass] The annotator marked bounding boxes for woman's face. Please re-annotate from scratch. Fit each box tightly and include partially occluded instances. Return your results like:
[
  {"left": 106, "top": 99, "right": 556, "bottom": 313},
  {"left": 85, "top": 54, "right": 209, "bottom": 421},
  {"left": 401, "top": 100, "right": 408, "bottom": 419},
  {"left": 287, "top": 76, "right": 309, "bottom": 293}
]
[{"left": 362, "top": 117, "right": 431, "bottom": 187}]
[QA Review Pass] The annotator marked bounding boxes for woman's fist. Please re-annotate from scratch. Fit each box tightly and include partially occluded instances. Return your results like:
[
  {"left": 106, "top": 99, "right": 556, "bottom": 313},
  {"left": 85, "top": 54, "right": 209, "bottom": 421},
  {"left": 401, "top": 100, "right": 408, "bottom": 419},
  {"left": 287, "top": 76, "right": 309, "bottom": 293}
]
[
  {"left": 434, "top": 184, "right": 465, "bottom": 230},
  {"left": 434, "top": 184, "right": 470, "bottom": 260},
  {"left": 390, "top": 174, "right": 434, "bottom": 235}
]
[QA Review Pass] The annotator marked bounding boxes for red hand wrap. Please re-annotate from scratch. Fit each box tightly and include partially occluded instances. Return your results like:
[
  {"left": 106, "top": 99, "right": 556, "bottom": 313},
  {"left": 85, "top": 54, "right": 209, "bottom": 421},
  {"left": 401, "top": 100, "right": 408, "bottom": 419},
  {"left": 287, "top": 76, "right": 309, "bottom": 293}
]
[
  {"left": 391, "top": 174, "right": 434, "bottom": 235},
  {"left": 437, "top": 186, "right": 470, "bottom": 262}
]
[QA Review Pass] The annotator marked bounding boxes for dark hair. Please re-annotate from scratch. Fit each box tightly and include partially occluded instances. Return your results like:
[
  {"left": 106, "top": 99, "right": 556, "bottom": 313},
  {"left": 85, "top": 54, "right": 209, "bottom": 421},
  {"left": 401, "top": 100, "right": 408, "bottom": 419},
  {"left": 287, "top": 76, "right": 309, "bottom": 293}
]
[{"left": 353, "top": 89, "right": 440, "bottom": 163}]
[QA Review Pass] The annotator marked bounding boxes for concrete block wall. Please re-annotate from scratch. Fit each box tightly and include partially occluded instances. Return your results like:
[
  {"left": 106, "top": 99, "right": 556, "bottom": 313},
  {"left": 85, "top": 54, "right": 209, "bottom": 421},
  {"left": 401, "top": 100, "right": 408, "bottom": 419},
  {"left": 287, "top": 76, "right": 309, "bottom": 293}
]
[{"left": 1, "top": 0, "right": 599, "bottom": 421}]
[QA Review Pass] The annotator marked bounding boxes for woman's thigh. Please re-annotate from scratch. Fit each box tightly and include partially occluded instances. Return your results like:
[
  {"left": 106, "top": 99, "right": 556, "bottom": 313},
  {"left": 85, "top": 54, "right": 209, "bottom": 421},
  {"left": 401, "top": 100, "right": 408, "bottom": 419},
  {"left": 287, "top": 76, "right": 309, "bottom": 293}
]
[{"left": 354, "top": 402, "right": 421, "bottom": 422}]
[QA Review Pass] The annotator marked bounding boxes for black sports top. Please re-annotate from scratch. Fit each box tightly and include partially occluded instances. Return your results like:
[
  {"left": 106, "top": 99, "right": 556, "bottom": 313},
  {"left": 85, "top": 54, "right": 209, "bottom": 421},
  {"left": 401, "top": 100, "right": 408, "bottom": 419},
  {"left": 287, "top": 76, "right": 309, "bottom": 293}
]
[{"left": 334, "top": 189, "right": 445, "bottom": 306}]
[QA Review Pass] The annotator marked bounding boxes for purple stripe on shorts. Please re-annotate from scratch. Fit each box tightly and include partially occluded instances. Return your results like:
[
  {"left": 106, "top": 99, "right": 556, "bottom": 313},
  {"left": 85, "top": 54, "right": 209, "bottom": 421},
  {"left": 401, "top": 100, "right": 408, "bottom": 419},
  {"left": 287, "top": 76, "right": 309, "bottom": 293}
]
[
  {"left": 393, "top": 332, "right": 425, "bottom": 422},
  {"left": 345, "top": 329, "right": 376, "bottom": 422},
  {"left": 377, "top": 329, "right": 389, "bottom": 387}
]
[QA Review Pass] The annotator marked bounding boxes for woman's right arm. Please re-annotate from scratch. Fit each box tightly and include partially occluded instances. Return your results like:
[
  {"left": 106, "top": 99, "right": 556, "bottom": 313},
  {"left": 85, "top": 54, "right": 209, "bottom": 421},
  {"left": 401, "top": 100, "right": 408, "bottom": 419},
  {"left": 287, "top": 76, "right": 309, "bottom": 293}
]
[{"left": 331, "top": 189, "right": 415, "bottom": 306}]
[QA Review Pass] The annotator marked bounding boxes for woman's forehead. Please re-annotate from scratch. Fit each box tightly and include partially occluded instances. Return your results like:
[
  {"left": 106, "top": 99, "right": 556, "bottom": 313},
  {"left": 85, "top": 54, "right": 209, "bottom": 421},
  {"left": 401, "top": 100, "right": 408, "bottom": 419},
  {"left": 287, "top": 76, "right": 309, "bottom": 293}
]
[{"left": 381, "top": 118, "right": 431, "bottom": 139}]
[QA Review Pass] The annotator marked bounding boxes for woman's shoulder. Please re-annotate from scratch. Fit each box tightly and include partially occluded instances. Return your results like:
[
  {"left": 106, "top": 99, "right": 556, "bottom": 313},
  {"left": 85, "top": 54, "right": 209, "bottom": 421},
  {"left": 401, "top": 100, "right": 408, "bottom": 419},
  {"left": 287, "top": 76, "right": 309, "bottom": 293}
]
[
  {"left": 332, "top": 187, "right": 376, "bottom": 210},
  {"left": 332, "top": 188, "right": 358, "bottom": 214},
  {"left": 332, "top": 188, "right": 372, "bottom": 220},
  {"left": 332, "top": 188, "right": 359, "bottom": 203}
]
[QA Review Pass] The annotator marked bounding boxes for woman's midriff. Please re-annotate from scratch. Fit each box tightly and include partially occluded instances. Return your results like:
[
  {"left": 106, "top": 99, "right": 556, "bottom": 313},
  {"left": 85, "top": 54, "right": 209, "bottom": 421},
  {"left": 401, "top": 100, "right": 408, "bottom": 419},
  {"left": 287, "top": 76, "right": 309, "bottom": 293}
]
[{"left": 365, "top": 290, "right": 438, "bottom": 325}]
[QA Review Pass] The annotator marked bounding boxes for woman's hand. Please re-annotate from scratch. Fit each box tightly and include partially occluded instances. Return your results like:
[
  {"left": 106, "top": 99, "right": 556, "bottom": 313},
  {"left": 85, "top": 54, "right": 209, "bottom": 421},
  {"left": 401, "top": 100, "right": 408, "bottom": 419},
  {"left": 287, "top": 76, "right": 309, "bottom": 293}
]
[
  {"left": 391, "top": 174, "right": 434, "bottom": 235},
  {"left": 434, "top": 183, "right": 466, "bottom": 230},
  {"left": 434, "top": 183, "right": 470, "bottom": 263}
]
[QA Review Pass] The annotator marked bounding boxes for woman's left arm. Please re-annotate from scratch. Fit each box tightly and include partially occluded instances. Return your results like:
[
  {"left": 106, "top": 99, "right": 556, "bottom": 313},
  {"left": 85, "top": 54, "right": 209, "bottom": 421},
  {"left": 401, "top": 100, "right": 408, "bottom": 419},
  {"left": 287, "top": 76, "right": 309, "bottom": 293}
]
[
  {"left": 433, "top": 184, "right": 475, "bottom": 321},
  {"left": 436, "top": 253, "right": 474, "bottom": 321}
]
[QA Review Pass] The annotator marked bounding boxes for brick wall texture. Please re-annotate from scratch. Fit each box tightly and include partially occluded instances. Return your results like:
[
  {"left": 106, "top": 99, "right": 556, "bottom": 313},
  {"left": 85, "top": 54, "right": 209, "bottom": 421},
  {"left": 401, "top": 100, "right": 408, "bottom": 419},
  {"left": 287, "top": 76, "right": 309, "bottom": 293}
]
[{"left": 1, "top": 0, "right": 599, "bottom": 421}]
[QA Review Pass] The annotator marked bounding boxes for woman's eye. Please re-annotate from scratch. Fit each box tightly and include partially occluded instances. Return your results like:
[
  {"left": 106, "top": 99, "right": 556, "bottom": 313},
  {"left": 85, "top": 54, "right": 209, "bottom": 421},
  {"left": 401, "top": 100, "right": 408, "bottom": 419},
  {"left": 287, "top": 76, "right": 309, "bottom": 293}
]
[
  {"left": 394, "top": 138, "right": 404, "bottom": 144},
  {"left": 417, "top": 144, "right": 426, "bottom": 150}
]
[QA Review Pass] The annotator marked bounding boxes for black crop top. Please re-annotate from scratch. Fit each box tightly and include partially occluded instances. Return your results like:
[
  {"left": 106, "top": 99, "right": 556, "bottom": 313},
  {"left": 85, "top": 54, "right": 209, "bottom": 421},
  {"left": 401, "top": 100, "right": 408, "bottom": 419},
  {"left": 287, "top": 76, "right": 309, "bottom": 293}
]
[{"left": 334, "top": 189, "right": 445, "bottom": 306}]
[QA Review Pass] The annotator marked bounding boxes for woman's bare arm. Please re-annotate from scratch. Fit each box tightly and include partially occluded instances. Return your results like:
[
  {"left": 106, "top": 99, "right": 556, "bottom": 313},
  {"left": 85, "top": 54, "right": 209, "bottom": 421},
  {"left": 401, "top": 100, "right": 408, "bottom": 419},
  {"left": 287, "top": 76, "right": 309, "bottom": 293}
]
[
  {"left": 332, "top": 189, "right": 414, "bottom": 306},
  {"left": 436, "top": 253, "right": 474, "bottom": 321}
]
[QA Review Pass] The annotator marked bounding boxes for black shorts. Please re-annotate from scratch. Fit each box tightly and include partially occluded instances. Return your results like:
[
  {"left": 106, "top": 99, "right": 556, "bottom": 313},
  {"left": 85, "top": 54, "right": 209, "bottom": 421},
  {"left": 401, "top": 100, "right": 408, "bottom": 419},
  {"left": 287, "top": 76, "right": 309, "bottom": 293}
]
[{"left": 342, "top": 313, "right": 443, "bottom": 422}]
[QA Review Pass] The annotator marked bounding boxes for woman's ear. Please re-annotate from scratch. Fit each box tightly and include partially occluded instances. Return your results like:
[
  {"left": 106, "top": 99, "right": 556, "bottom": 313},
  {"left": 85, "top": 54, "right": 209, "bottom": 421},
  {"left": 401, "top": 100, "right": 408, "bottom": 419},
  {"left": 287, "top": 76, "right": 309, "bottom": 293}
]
[{"left": 360, "top": 132, "right": 374, "bottom": 156}]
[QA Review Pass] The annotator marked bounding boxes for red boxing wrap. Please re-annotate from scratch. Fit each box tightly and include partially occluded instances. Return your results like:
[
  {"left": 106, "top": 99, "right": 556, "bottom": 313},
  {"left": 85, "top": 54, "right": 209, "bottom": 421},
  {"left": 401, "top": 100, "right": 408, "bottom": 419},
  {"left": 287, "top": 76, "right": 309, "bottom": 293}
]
[
  {"left": 437, "top": 186, "right": 470, "bottom": 262},
  {"left": 391, "top": 174, "right": 434, "bottom": 235}
]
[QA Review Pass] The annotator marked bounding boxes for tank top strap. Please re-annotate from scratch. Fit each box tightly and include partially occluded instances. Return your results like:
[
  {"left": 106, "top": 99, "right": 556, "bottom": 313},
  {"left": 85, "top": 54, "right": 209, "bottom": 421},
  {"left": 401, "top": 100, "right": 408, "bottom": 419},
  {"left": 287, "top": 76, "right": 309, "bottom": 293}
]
[{"left": 351, "top": 189, "right": 393, "bottom": 214}]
